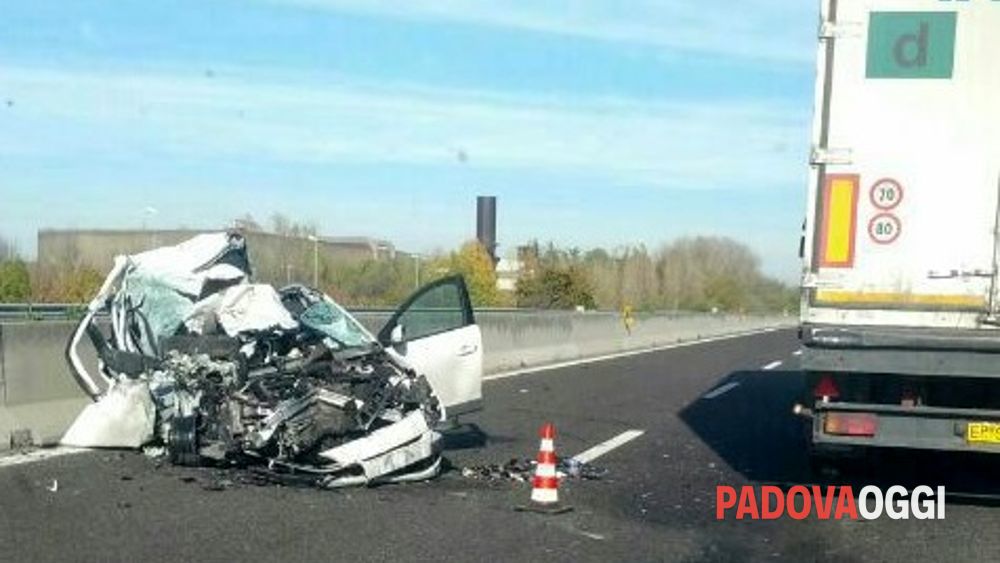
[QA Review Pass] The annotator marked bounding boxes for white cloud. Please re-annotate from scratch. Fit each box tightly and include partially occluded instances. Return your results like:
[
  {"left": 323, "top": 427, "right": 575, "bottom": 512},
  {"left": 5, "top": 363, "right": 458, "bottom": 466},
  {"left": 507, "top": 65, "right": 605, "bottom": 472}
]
[
  {"left": 1, "top": 66, "right": 808, "bottom": 191},
  {"left": 274, "top": 0, "right": 818, "bottom": 64}
]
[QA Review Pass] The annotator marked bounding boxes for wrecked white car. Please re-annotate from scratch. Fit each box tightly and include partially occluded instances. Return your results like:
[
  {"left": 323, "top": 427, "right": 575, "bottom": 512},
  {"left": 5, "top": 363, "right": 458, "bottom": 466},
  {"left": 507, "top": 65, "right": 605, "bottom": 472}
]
[{"left": 62, "top": 232, "right": 483, "bottom": 487}]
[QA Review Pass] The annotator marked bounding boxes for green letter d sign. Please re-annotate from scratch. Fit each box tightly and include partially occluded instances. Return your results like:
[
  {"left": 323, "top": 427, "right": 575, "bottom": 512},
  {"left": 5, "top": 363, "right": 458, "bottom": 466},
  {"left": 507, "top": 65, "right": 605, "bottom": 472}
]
[{"left": 867, "top": 12, "right": 956, "bottom": 79}]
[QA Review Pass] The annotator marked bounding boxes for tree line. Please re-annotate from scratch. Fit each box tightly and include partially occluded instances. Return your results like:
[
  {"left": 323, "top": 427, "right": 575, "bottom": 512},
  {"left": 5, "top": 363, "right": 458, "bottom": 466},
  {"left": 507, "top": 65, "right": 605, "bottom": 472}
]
[
  {"left": 514, "top": 237, "right": 796, "bottom": 313},
  {"left": 0, "top": 228, "right": 796, "bottom": 313}
]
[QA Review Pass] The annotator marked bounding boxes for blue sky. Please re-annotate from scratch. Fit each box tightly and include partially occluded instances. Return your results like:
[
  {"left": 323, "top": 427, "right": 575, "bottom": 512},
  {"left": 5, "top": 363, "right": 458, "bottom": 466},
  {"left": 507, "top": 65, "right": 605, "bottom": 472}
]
[{"left": 0, "top": 1, "right": 818, "bottom": 281}]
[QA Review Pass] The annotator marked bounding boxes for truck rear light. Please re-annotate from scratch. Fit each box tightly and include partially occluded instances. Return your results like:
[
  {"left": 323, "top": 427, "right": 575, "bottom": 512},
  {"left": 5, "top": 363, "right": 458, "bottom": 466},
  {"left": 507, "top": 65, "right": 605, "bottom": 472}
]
[
  {"left": 814, "top": 375, "right": 840, "bottom": 399},
  {"left": 824, "top": 413, "right": 878, "bottom": 437}
]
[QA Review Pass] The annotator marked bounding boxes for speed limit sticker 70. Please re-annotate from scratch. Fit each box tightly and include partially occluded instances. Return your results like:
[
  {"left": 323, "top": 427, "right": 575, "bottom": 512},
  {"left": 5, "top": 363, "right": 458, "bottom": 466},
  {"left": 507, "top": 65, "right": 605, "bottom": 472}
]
[
  {"left": 870, "top": 178, "right": 903, "bottom": 210},
  {"left": 869, "top": 213, "right": 901, "bottom": 244}
]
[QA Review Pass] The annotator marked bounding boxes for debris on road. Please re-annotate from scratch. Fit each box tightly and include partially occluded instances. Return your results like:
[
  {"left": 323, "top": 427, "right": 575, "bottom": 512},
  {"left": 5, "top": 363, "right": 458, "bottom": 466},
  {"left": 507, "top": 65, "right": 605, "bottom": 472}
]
[
  {"left": 62, "top": 233, "right": 446, "bottom": 488},
  {"left": 461, "top": 458, "right": 533, "bottom": 482},
  {"left": 202, "top": 477, "right": 234, "bottom": 492},
  {"left": 461, "top": 458, "right": 608, "bottom": 483}
]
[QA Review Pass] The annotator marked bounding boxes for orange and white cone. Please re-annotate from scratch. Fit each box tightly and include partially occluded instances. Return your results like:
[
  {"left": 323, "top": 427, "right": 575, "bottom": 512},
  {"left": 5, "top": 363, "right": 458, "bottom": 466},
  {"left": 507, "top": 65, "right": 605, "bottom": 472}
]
[{"left": 518, "top": 422, "right": 572, "bottom": 514}]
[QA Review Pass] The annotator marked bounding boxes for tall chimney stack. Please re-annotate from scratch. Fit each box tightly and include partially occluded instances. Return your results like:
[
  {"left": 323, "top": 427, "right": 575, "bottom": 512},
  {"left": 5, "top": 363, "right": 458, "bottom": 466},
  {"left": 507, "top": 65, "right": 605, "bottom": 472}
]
[{"left": 476, "top": 196, "right": 498, "bottom": 264}]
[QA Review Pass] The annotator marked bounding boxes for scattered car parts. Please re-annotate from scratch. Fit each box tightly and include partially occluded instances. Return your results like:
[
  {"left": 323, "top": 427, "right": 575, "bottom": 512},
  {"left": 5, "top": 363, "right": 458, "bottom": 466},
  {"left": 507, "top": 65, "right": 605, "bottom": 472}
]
[{"left": 460, "top": 457, "right": 607, "bottom": 483}]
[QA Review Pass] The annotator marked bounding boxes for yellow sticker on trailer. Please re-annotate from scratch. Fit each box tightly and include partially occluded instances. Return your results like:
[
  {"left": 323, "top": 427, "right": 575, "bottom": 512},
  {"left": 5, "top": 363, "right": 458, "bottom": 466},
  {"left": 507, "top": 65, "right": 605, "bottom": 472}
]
[
  {"left": 815, "top": 291, "right": 987, "bottom": 309},
  {"left": 819, "top": 175, "right": 859, "bottom": 268}
]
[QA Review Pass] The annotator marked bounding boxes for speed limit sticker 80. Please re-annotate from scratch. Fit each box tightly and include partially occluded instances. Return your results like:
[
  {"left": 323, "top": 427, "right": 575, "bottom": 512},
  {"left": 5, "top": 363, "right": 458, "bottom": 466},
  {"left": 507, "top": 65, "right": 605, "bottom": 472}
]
[{"left": 869, "top": 213, "right": 901, "bottom": 245}]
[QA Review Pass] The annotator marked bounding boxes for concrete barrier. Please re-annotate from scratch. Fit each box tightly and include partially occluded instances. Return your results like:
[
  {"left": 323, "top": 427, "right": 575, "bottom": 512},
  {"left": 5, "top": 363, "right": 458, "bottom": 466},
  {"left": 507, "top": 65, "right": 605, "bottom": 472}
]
[
  {"left": 477, "top": 311, "right": 792, "bottom": 373},
  {"left": 0, "top": 323, "right": 94, "bottom": 448},
  {"left": 0, "top": 312, "right": 794, "bottom": 449}
]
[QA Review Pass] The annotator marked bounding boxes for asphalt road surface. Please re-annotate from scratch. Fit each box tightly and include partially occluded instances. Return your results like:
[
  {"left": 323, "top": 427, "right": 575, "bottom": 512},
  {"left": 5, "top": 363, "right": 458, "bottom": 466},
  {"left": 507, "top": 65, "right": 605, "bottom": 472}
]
[{"left": 4, "top": 328, "right": 1000, "bottom": 562}]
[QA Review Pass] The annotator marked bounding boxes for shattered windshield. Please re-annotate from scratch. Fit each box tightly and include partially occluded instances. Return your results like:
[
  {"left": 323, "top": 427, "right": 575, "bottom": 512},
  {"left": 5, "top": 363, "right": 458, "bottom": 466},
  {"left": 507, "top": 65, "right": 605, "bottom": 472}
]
[{"left": 299, "top": 296, "right": 374, "bottom": 350}]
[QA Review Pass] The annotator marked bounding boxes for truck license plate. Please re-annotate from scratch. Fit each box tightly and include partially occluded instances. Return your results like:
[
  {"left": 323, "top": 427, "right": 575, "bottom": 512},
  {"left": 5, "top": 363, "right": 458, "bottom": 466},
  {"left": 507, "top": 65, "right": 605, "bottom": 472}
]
[{"left": 967, "top": 422, "right": 1000, "bottom": 444}]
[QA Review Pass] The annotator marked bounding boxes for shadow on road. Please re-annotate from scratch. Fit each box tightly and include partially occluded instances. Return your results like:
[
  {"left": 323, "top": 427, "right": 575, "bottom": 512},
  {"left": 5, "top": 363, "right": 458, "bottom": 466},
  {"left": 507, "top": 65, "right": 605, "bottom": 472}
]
[
  {"left": 440, "top": 422, "right": 524, "bottom": 451},
  {"left": 680, "top": 370, "right": 1000, "bottom": 504},
  {"left": 441, "top": 423, "right": 490, "bottom": 450},
  {"left": 679, "top": 370, "right": 811, "bottom": 485}
]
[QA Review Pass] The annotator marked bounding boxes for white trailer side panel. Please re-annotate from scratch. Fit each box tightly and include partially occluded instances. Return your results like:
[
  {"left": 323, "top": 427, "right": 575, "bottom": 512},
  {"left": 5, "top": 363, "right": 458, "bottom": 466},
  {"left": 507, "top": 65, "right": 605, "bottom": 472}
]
[{"left": 803, "top": 0, "right": 1000, "bottom": 330}]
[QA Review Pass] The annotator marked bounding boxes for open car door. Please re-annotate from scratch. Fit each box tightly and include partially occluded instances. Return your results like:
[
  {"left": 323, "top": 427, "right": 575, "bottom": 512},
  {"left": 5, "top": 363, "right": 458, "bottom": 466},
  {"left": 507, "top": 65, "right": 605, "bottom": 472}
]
[{"left": 378, "top": 275, "right": 483, "bottom": 416}]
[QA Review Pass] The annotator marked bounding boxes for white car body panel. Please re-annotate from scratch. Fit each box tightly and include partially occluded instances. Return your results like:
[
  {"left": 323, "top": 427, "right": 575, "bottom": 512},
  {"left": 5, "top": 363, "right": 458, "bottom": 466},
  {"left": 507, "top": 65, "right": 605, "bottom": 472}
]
[{"left": 391, "top": 324, "right": 483, "bottom": 412}]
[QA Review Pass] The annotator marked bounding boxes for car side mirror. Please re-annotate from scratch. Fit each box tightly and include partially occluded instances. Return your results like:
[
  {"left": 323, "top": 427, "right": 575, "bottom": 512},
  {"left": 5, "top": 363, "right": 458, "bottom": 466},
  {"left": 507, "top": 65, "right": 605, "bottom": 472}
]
[{"left": 390, "top": 324, "right": 405, "bottom": 346}]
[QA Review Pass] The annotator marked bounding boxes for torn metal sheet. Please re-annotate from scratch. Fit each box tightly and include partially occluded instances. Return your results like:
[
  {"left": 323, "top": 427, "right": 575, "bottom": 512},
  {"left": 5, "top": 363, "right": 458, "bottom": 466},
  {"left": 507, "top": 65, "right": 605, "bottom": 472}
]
[
  {"left": 128, "top": 233, "right": 250, "bottom": 297},
  {"left": 355, "top": 430, "right": 439, "bottom": 481},
  {"left": 318, "top": 410, "right": 440, "bottom": 484},
  {"left": 62, "top": 232, "right": 447, "bottom": 488},
  {"left": 320, "top": 410, "right": 430, "bottom": 465},
  {"left": 215, "top": 284, "right": 298, "bottom": 336}
]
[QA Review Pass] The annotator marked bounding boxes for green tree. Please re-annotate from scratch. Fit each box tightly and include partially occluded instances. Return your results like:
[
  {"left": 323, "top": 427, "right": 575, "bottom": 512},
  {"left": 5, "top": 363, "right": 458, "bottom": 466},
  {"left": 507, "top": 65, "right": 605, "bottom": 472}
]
[
  {"left": 30, "top": 265, "right": 104, "bottom": 303},
  {"left": 448, "top": 241, "right": 500, "bottom": 307},
  {"left": 655, "top": 236, "right": 793, "bottom": 313},
  {"left": 322, "top": 257, "right": 402, "bottom": 307},
  {"left": 514, "top": 237, "right": 794, "bottom": 313},
  {"left": 516, "top": 264, "right": 596, "bottom": 310},
  {"left": 61, "top": 267, "right": 104, "bottom": 303},
  {"left": 0, "top": 260, "right": 31, "bottom": 301}
]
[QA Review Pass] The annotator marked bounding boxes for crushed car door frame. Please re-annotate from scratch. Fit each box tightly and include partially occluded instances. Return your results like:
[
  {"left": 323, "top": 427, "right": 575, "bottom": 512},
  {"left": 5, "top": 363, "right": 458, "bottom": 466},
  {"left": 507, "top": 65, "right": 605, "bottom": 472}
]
[{"left": 378, "top": 275, "right": 483, "bottom": 416}]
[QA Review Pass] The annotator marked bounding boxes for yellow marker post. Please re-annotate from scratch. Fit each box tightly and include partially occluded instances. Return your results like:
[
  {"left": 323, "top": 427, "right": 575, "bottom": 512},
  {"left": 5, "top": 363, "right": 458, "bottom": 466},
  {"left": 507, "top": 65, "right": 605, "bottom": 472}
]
[{"left": 621, "top": 304, "right": 635, "bottom": 336}]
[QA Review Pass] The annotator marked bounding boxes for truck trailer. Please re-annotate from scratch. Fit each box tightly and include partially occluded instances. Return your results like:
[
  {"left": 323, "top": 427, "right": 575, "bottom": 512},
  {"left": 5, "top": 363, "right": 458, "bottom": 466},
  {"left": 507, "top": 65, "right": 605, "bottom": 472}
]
[{"left": 799, "top": 0, "right": 1000, "bottom": 460}]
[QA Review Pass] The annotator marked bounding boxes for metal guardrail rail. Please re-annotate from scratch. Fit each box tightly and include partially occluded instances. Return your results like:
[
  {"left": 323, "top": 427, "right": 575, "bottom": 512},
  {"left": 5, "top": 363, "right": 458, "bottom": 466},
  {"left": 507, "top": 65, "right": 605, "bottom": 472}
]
[
  {"left": 0, "top": 303, "right": 558, "bottom": 321},
  {"left": 0, "top": 303, "right": 90, "bottom": 321},
  {"left": 0, "top": 303, "right": 738, "bottom": 322}
]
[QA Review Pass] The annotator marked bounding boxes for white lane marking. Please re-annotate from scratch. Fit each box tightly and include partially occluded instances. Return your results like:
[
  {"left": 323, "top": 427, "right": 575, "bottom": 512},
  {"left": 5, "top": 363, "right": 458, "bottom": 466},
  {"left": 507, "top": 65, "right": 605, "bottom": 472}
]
[
  {"left": 552, "top": 520, "right": 606, "bottom": 542},
  {"left": 0, "top": 447, "right": 88, "bottom": 469},
  {"left": 793, "top": 350, "right": 803, "bottom": 357},
  {"left": 571, "top": 429, "right": 646, "bottom": 464},
  {"left": 702, "top": 381, "right": 740, "bottom": 400},
  {"left": 484, "top": 326, "right": 786, "bottom": 382},
  {"left": 762, "top": 360, "right": 783, "bottom": 371}
]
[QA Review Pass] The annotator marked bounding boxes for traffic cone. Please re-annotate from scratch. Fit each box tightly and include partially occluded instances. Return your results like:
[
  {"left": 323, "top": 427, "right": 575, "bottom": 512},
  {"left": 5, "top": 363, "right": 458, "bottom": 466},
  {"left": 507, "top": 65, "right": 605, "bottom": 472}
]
[{"left": 517, "top": 422, "right": 572, "bottom": 514}]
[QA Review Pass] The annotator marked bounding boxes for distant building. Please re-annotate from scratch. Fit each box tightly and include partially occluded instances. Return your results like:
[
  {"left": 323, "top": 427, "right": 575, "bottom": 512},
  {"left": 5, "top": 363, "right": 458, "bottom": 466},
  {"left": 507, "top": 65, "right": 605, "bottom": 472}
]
[
  {"left": 320, "top": 236, "right": 396, "bottom": 261},
  {"left": 495, "top": 257, "right": 522, "bottom": 292},
  {"left": 37, "top": 228, "right": 397, "bottom": 286}
]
